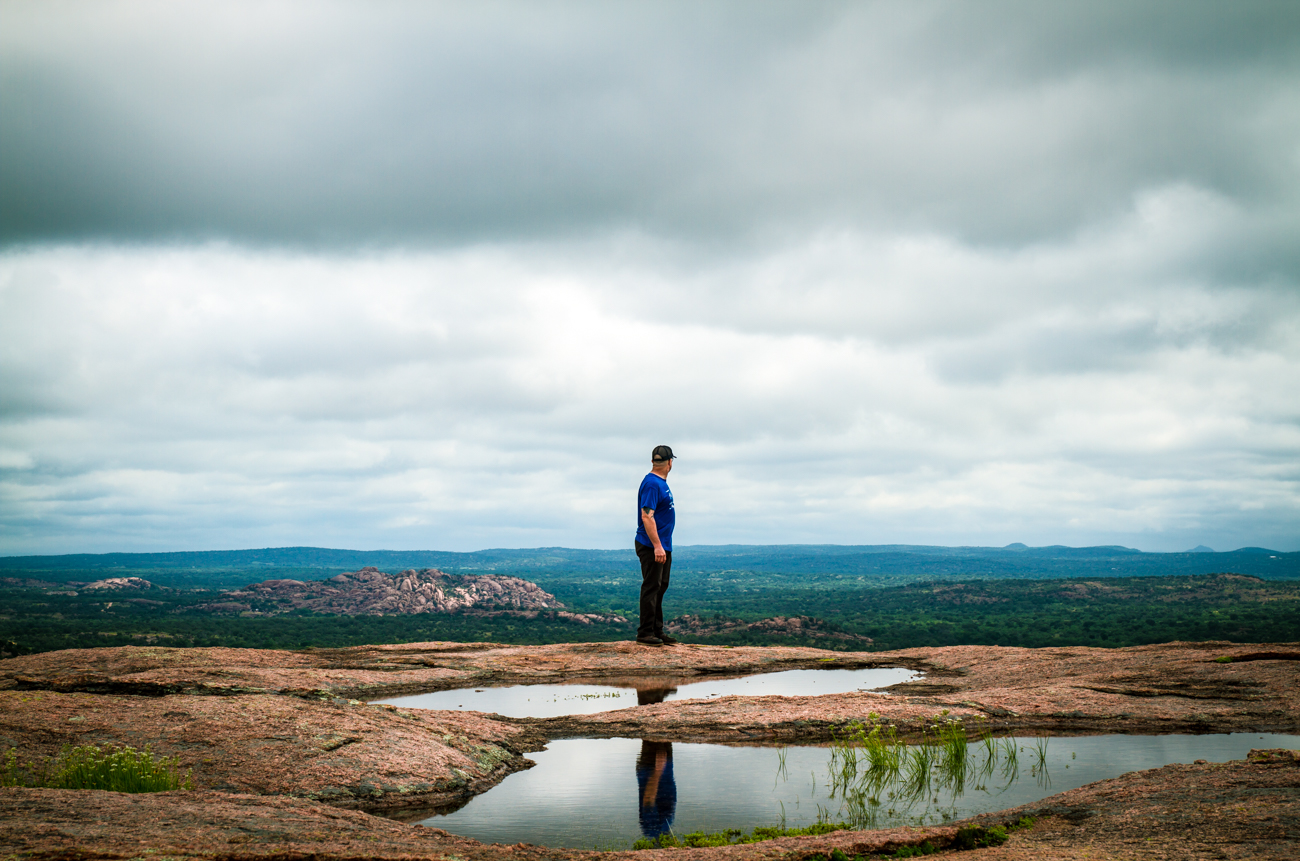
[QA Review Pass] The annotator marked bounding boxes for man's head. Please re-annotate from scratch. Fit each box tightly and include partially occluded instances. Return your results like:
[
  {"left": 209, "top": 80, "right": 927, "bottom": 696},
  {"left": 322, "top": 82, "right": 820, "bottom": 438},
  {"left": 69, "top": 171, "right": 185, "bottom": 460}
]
[{"left": 651, "top": 445, "right": 675, "bottom": 475}]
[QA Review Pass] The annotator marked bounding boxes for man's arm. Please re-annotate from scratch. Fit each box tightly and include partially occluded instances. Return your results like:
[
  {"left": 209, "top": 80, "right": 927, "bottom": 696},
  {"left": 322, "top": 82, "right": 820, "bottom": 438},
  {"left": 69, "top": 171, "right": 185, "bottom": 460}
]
[
  {"left": 642, "top": 750, "right": 668, "bottom": 805},
  {"left": 641, "top": 508, "right": 667, "bottom": 563}
]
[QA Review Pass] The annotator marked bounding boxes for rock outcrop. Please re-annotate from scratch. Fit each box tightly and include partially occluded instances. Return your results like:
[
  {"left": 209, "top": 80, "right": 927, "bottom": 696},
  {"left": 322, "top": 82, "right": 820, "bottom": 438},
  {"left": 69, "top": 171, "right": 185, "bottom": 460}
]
[
  {"left": 4, "top": 640, "right": 1298, "bottom": 737},
  {"left": 0, "top": 689, "right": 534, "bottom": 809},
  {"left": 83, "top": 576, "right": 156, "bottom": 591},
  {"left": 199, "top": 566, "right": 565, "bottom": 616}
]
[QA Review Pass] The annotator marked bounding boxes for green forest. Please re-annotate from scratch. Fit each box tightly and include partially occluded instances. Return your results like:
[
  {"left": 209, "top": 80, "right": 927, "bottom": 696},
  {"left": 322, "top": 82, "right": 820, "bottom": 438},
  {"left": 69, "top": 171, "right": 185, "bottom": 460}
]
[
  {"left": 4, "top": 542, "right": 1297, "bottom": 587},
  {"left": 3, "top": 543, "right": 1297, "bottom": 656}
]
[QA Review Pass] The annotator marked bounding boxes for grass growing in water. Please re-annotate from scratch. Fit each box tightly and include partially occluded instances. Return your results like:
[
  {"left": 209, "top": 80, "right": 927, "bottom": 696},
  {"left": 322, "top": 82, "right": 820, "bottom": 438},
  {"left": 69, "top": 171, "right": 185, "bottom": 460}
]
[
  {"left": 2, "top": 744, "right": 192, "bottom": 793},
  {"left": 1031, "top": 735, "right": 1050, "bottom": 768},
  {"left": 823, "top": 715, "right": 1049, "bottom": 829}
]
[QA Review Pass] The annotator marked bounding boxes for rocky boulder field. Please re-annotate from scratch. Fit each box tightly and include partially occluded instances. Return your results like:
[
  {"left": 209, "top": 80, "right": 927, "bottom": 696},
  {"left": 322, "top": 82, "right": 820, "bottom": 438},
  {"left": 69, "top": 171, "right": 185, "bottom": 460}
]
[
  {"left": 2, "top": 639, "right": 1298, "bottom": 859},
  {"left": 195, "top": 566, "right": 574, "bottom": 616}
]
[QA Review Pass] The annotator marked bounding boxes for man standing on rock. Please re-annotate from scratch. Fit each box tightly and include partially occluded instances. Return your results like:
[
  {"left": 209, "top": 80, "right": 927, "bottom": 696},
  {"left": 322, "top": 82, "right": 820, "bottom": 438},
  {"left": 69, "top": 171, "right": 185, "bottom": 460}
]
[{"left": 635, "top": 445, "right": 679, "bottom": 646}]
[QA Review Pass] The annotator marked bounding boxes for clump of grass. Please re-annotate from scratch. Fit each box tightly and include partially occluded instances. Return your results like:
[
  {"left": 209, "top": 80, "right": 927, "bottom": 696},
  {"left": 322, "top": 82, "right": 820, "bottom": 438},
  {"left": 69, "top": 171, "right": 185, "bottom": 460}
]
[
  {"left": 998, "top": 736, "right": 1018, "bottom": 765},
  {"left": 862, "top": 724, "right": 904, "bottom": 776},
  {"left": 2, "top": 747, "right": 52, "bottom": 787},
  {"left": 902, "top": 740, "right": 935, "bottom": 797},
  {"left": 932, "top": 718, "right": 968, "bottom": 772},
  {"left": 806, "top": 819, "right": 1033, "bottom": 861},
  {"left": 807, "top": 843, "right": 944, "bottom": 861},
  {"left": 832, "top": 719, "right": 905, "bottom": 782},
  {"left": 1031, "top": 736, "right": 1050, "bottom": 769},
  {"left": 2, "top": 744, "right": 192, "bottom": 793},
  {"left": 1214, "top": 655, "right": 1233, "bottom": 663},
  {"left": 632, "top": 821, "right": 848, "bottom": 849},
  {"left": 952, "top": 823, "right": 1009, "bottom": 849},
  {"left": 806, "top": 850, "right": 864, "bottom": 861},
  {"left": 892, "top": 840, "right": 938, "bottom": 857}
]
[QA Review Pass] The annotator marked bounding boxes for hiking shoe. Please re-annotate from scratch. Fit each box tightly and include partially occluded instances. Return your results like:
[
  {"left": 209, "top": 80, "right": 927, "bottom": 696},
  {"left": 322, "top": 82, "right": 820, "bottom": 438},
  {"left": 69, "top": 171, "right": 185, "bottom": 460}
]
[
  {"left": 635, "top": 635, "right": 664, "bottom": 646},
  {"left": 658, "top": 634, "right": 681, "bottom": 646}
]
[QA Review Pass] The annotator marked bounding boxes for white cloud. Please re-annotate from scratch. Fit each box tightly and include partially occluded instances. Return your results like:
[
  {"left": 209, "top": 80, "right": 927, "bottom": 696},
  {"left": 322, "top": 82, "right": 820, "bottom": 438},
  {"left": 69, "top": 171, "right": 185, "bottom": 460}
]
[{"left": 2, "top": 183, "right": 1297, "bottom": 554}]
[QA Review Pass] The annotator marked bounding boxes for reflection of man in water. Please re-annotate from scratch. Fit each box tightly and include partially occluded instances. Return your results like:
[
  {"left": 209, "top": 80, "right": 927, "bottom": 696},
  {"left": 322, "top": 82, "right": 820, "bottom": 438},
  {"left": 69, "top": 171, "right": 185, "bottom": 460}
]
[
  {"left": 636, "top": 740, "right": 676, "bottom": 841},
  {"left": 636, "top": 685, "right": 677, "bottom": 705}
]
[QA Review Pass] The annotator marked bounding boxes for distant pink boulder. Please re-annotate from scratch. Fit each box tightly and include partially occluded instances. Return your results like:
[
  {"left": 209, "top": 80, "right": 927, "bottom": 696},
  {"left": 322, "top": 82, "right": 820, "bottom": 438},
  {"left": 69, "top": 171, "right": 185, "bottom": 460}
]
[
  {"left": 83, "top": 576, "right": 155, "bottom": 591},
  {"left": 196, "top": 566, "right": 566, "bottom": 616}
]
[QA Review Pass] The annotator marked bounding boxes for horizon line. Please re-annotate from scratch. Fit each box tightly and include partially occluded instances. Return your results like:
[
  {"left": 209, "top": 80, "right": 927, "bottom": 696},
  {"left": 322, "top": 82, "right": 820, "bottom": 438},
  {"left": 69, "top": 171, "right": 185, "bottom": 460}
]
[{"left": 2, "top": 541, "right": 1290, "bottom": 561}]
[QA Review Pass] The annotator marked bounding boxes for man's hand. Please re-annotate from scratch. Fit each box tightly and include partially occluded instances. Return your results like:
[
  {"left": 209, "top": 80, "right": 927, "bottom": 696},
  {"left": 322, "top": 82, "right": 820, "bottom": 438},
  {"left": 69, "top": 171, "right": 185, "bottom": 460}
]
[{"left": 642, "top": 508, "right": 667, "bottom": 562}]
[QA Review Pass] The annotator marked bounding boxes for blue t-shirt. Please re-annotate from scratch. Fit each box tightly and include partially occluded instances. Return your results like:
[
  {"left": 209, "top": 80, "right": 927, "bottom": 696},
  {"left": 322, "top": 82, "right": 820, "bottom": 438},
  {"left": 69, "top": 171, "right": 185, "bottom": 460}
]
[{"left": 635, "top": 473, "right": 675, "bottom": 552}]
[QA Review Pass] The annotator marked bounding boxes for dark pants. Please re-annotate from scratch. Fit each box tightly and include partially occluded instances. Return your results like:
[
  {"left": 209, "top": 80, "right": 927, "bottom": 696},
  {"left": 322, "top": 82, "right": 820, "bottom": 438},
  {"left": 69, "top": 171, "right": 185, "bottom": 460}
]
[{"left": 635, "top": 541, "right": 672, "bottom": 638}]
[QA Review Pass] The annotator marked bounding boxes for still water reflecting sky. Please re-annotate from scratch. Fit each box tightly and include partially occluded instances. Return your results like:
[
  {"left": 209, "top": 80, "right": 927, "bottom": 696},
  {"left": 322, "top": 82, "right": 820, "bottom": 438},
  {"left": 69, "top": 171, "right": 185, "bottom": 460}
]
[
  {"left": 371, "top": 667, "right": 921, "bottom": 718},
  {"left": 413, "top": 733, "right": 1300, "bottom": 849}
]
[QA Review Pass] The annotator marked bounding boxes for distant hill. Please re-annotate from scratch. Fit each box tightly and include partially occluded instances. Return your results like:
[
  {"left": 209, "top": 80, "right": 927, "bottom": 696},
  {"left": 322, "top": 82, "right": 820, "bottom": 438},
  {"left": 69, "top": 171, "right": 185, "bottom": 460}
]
[{"left": 1, "top": 543, "right": 1296, "bottom": 591}]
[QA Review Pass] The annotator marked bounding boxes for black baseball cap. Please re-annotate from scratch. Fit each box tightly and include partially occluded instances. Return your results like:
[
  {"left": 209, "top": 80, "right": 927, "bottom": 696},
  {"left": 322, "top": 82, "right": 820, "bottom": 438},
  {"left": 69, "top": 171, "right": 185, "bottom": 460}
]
[{"left": 651, "top": 445, "right": 676, "bottom": 462}]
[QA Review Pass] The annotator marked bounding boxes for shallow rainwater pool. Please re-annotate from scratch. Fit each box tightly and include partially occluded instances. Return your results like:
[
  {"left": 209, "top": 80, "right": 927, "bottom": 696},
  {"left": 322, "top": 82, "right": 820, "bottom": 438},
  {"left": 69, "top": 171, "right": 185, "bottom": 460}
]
[
  {"left": 371, "top": 667, "right": 921, "bottom": 718},
  {"left": 403, "top": 733, "right": 1300, "bottom": 849}
]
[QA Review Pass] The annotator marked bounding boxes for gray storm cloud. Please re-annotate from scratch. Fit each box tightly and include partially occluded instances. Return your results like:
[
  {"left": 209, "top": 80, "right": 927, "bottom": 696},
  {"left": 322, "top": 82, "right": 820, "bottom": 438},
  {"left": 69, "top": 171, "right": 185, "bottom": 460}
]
[
  {"left": 1, "top": 1, "right": 1298, "bottom": 554},
  {"left": 3, "top": 1, "right": 1298, "bottom": 248}
]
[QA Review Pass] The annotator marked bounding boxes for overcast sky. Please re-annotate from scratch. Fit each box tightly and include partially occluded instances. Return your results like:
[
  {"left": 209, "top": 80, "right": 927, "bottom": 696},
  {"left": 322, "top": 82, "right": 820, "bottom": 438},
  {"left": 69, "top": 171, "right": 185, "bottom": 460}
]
[{"left": 2, "top": 0, "right": 1298, "bottom": 555}]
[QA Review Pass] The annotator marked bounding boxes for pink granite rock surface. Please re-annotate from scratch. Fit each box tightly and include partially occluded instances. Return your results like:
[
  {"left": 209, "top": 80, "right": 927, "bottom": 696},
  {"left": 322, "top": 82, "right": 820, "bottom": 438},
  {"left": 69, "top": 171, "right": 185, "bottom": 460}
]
[{"left": 1, "top": 639, "right": 1298, "bottom": 859}]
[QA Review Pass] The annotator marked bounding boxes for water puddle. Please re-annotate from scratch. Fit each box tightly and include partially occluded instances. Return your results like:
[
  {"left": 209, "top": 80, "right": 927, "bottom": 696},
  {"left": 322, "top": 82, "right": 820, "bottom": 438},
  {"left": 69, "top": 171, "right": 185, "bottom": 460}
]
[
  {"left": 371, "top": 667, "right": 921, "bottom": 718},
  {"left": 400, "top": 732, "right": 1300, "bottom": 849}
]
